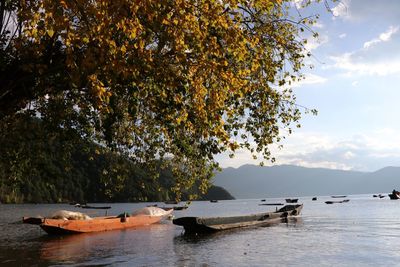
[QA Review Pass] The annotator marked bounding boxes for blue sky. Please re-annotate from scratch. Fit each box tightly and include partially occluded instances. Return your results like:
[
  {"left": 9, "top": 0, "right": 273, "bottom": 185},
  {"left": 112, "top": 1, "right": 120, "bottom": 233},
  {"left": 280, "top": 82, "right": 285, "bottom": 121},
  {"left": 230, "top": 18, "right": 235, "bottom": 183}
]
[{"left": 216, "top": 0, "right": 400, "bottom": 172}]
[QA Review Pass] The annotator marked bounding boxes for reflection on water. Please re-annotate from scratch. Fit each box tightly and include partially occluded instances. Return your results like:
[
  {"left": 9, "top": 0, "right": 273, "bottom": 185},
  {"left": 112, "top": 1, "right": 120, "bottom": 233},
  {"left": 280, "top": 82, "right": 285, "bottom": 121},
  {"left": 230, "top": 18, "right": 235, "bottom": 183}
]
[
  {"left": 40, "top": 233, "right": 118, "bottom": 263},
  {"left": 37, "top": 224, "right": 177, "bottom": 266},
  {"left": 2, "top": 196, "right": 400, "bottom": 266}
]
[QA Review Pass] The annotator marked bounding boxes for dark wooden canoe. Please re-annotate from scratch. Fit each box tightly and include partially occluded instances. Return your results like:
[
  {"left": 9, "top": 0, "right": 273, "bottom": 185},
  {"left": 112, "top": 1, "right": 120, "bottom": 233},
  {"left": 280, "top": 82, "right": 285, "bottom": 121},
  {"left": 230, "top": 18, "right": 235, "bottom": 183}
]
[
  {"left": 160, "top": 206, "right": 188, "bottom": 211},
  {"left": 389, "top": 193, "right": 400, "bottom": 200},
  {"left": 285, "top": 198, "right": 298, "bottom": 203},
  {"left": 80, "top": 205, "right": 111, "bottom": 209},
  {"left": 258, "top": 203, "right": 284, "bottom": 206},
  {"left": 173, "top": 204, "right": 303, "bottom": 234},
  {"left": 164, "top": 200, "right": 179, "bottom": 204},
  {"left": 325, "top": 199, "right": 350, "bottom": 204}
]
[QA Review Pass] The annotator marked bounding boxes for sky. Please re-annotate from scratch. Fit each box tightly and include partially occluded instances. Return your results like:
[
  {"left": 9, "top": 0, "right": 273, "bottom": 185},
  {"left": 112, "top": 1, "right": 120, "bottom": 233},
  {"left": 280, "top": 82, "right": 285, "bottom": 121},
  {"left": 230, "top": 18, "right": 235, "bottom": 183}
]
[{"left": 216, "top": 0, "right": 400, "bottom": 172}]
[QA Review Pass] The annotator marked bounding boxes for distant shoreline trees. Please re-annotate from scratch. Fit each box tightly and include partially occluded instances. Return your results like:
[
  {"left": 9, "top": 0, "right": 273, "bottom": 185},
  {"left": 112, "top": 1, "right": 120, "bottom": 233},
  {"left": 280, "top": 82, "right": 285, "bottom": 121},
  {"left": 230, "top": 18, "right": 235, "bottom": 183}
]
[{"left": 0, "top": 116, "right": 234, "bottom": 203}]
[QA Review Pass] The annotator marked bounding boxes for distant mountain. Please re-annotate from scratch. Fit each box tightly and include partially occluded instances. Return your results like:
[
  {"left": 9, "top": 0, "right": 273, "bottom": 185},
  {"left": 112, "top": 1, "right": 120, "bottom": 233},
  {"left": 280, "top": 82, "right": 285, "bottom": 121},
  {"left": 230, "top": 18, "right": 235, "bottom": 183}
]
[{"left": 213, "top": 164, "right": 400, "bottom": 199}]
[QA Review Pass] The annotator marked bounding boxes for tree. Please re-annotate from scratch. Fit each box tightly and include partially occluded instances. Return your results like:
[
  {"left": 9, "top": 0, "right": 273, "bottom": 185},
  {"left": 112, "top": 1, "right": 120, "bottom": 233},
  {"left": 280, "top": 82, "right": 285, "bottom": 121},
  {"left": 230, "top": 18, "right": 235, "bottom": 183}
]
[{"left": 0, "top": 0, "right": 326, "bottom": 199}]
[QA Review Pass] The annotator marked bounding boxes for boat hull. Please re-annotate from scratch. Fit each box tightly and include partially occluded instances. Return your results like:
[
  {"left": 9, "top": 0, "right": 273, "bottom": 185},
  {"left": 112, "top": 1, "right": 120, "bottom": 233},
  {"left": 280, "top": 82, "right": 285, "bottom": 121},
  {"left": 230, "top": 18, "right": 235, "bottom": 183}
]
[
  {"left": 325, "top": 199, "right": 350, "bottom": 204},
  {"left": 23, "top": 210, "right": 173, "bottom": 235},
  {"left": 173, "top": 204, "right": 302, "bottom": 234}
]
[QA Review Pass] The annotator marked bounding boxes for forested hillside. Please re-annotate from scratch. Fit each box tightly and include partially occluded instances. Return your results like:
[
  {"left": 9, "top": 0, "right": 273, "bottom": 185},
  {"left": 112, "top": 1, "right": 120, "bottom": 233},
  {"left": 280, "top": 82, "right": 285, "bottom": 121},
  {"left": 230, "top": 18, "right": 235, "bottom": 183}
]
[{"left": 0, "top": 115, "right": 233, "bottom": 203}]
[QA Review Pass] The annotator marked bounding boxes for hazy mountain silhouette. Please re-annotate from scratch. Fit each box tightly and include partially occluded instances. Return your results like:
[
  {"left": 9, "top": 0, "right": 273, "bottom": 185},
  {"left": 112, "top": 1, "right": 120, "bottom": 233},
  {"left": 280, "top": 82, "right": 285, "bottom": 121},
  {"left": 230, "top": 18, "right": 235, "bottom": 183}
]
[{"left": 213, "top": 164, "right": 400, "bottom": 199}]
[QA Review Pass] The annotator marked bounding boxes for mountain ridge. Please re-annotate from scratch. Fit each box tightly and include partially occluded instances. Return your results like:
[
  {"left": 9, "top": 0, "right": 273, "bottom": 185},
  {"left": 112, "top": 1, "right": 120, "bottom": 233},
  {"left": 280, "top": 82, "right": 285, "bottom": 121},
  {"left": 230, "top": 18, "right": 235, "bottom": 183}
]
[{"left": 213, "top": 164, "right": 400, "bottom": 199}]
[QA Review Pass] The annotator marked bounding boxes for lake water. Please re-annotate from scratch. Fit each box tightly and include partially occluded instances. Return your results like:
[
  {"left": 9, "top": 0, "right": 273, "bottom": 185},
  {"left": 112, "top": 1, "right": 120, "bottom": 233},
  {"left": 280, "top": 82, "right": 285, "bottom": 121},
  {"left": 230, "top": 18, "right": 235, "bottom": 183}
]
[{"left": 2, "top": 194, "right": 400, "bottom": 266}]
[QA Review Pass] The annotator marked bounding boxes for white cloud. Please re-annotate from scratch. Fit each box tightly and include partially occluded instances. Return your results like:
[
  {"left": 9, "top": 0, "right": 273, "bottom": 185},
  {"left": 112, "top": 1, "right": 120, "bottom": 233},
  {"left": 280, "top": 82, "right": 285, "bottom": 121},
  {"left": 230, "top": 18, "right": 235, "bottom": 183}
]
[
  {"left": 293, "top": 73, "right": 327, "bottom": 88},
  {"left": 375, "top": 128, "right": 396, "bottom": 136},
  {"left": 351, "top": 81, "right": 358, "bottom": 86},
  {"left": 330, "top": 52, "right": 400, "bottom": 76},
  {"left": 363, "top": 26, "right": 399, "bottom": 49},
  {"left": 305, "top": 34, "right": 329, "bottom": 52},
  {"left": 343, "top": 151, "right": 355, "bottom": 159},
  {"left": 217, "top": 129, "right": 400, "bottom": 172},
  {"left": 293, "top": 0, "right": 318, "bottom": 9},
  {"left": 332, "top": 0, "right": 350, "bottom": 19},
  {"left": 293, "top": 0, "right": 305, "bottom": 9},
  {"left": 283, "top": 159, "right": 354, "bottom": 170},
  {"left": 339, "top": 33, "right": 347, "bottom": 39},
  {"left": 330, "top": 24, "right": 400, "bottom": 76},
  {"left": 313, "top": 22, "right": 324, "bottom": 29},
  {"left": 278, "top": 130, "right": 400, "bottom": 171},
  {"left": 332, "top": 0, "right": 400, "bottom": 22},
  {"left": 380, "top": 26, "right": 399, "bottom": 41}
]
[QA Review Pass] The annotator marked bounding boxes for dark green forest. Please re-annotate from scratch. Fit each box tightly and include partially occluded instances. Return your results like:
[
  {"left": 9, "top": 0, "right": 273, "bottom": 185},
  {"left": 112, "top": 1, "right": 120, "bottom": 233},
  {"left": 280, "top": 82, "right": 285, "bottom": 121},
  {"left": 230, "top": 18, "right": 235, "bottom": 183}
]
[{"left": 0, "top": 115, "right": 234, "bottom": 203}]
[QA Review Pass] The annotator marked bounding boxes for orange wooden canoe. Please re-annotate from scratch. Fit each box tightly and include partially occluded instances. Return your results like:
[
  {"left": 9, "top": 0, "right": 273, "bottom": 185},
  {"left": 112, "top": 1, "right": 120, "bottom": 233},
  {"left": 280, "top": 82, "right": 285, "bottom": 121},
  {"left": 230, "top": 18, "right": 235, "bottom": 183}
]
[{"left": 23, "top": 208, "right": 173, "bottom": 235}]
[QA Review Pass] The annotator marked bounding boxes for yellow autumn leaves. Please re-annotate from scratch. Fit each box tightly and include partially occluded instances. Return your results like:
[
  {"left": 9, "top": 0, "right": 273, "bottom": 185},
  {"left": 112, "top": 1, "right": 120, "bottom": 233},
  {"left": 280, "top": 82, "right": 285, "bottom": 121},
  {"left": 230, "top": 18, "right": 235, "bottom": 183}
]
[{"left": 13, "top": 0, "right": 321, "bottom": 196}]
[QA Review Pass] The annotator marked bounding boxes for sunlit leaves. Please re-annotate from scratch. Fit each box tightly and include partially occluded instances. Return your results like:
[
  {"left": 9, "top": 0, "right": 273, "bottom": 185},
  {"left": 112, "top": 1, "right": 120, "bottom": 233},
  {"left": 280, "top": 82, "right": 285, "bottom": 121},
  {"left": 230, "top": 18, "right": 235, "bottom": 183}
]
[{"left": 1, "top": 0, "right": 325, "bottom": 199}]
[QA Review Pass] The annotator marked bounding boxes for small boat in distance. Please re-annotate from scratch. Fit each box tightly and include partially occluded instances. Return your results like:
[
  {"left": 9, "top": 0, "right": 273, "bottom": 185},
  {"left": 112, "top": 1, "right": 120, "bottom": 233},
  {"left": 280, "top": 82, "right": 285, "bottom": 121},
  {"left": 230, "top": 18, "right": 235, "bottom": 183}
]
[
  {"left": 160, "top": 206, "right": 188, "bottom": 211},
  {"left": 23, "top": 207, "right": 173, "bottom": 235},
  {"left": 331, "top": 195, "right": 347, "bottom": 198},
  {"left": 285, "top": 198, "right": 298, "bottom": 203},
  {"left": 173, "top": 204, "right": 303, "bottom": 234},
  {"left": 389, "top": 190, "right": 400, "bottom": 200},
  {"left": 69, "top": 201, "right": 84, "bottom": 206},
  {"left": 312, "top": 197, "right": 317, "bottom": 201},
  {"left": 80, "top": 205, "right": 111, "bottom": 209},
  {"left": 325, "top": 199, "right": 350, "bottom": 204},
  {"left": 164, "top": 200, "right": 179, "bottom": 204},
  {"left": 258, "top": 203, "right": 284, "bottom": 206},
  {"left": 210, "top": 200, "right": 219, "bottom": 203}
]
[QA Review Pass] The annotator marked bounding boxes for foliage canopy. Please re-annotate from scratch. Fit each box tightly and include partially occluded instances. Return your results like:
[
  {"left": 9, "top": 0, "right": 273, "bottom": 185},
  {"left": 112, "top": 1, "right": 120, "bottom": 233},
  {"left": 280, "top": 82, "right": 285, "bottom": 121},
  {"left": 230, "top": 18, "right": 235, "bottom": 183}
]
[{"left": 1, "top": 0, "right": 323, "bottom": 198}]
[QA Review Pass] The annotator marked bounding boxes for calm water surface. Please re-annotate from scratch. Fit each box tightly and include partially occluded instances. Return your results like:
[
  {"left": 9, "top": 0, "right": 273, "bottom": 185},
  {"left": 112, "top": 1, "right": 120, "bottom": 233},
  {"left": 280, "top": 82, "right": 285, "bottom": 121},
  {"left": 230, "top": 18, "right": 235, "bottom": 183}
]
[{"left": 1, "top": 195, "right": 400, "bottom": 266}]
